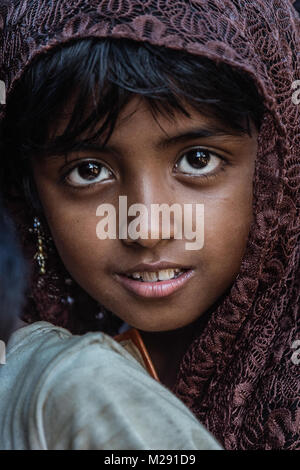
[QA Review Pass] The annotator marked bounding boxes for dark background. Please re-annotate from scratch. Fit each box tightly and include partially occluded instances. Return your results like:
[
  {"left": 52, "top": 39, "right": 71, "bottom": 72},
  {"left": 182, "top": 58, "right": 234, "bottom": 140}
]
[{"left": 294, "top": 0, "right": 300, "bottom": 15}]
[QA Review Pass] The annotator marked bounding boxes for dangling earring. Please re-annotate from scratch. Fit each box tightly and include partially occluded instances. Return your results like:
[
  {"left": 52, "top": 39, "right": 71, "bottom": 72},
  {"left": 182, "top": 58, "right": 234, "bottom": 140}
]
[{"left": 32, "top": 216, "right": 47, "bottom": 275}]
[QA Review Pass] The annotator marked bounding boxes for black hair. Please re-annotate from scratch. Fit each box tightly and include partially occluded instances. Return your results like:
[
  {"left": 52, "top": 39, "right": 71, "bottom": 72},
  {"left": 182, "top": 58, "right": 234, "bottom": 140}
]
[
  {"left": 0, "top": 202, "right": 27, "bottom": 343},
  {"left": 1, "top": 37, "right": 265, "bottom": 210}
]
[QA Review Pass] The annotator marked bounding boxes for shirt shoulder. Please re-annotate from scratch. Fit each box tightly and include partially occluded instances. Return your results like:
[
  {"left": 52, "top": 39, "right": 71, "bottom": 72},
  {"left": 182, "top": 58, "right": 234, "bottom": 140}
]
[{"left": 0, "top": 321, "right": 222, "bottom": 450}]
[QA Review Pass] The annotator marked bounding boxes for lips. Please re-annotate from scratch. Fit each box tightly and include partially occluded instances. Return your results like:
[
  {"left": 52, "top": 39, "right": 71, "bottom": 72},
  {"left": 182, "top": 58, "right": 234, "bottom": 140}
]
[
  {"left": 125, "top": 268, "right": 185, "bottom": 282},
  {"left": 118, "top": 261, "right": 193, "bottom": 274},
  {"left": 114, "top": 262, "right": 195, "bottom": 298}
]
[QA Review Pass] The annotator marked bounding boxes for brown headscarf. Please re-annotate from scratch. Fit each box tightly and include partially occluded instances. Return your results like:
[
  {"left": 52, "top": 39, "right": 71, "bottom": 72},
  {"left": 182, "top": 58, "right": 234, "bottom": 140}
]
[{"left": 0, "top": 0, "right": 299, "bottom": 450}]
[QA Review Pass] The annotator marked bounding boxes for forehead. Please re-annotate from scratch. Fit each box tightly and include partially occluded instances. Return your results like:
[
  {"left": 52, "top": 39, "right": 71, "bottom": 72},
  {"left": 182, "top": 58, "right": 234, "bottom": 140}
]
[{"left": 51, "top": 94, "right": 255, "bottom": 150}]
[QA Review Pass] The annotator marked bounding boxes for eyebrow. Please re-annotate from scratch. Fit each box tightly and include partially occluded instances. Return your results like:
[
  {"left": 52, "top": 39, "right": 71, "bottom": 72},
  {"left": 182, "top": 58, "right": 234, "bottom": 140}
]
[
  {"left": 56, "top": 125, "right": 244, "bottom": 157},
  {"left": 155, "top": 125, "right": 244, "bottom": 149}
]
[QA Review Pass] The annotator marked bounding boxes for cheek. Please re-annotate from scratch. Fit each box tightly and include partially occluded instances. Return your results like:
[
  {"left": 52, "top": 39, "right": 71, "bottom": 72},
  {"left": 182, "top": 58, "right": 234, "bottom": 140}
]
[
  {"left": 31, "top": 166, "right": 113, "bottom": 280},
  {"left": 201, "top": 181, "right": 253, "bottom": 281},
  {"left": 40, "top": 197, "right": 111, "bottom": 283}
]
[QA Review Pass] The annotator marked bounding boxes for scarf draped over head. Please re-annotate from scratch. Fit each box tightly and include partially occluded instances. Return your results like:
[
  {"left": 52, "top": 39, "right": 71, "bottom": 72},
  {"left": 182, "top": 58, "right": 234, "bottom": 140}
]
[{"left": 0, "top": 0, "right": 299, "bottom": 450}]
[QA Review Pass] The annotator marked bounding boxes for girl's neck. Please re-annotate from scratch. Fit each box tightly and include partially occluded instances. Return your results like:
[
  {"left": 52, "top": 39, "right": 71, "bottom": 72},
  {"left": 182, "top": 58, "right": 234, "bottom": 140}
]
[{"left": 138, "top": 321, "right": 200, "bottom": 391}]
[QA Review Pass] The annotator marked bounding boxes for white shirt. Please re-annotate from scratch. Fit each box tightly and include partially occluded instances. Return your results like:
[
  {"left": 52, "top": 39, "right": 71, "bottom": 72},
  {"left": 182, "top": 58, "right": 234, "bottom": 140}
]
[{"left": 0, "top": 321, "right": 222, "bottom": 450}]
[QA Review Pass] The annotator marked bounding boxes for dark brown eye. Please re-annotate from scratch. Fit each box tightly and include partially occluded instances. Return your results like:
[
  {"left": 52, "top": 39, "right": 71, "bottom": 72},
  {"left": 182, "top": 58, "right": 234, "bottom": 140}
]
[
  {"left": 78, "top": 162, "right": 101, "bottom": 180},
  {"left": 175, "top": 148, "right": 221, "bottom": 176},
  {"left": 186, "top": 150, "right": 210, "bottom": 168},
  {"left": 66, "top": 161, "right": 112, "bottom": 186}
]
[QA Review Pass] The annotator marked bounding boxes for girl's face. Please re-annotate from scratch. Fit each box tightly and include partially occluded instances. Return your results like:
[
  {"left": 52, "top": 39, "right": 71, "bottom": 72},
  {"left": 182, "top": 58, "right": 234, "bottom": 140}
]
[{"left": 31, "top": 96, "right": 258, "bottom": 332}]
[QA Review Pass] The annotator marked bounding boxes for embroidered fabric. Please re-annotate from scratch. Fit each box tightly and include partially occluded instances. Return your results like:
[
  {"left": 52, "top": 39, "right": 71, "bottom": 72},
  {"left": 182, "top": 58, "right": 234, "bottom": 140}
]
[{"left": 0, "top": 0, "right": 299, "bottom": 449}]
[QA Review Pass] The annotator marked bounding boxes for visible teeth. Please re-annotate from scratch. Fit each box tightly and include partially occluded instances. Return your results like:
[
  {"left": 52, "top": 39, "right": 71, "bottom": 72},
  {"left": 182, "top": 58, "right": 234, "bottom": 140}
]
[
  {"left": 132, "top": 272, "right": 142, "bottom": 279},
  {"left": 158, "top": 269, "right": 175, "bottom": 281},
  {"left": 144, "top": 272, "right": 158, "bottom": 282},
  {"left": 128, "top": 268, "right": 183, "bottom": 282}
]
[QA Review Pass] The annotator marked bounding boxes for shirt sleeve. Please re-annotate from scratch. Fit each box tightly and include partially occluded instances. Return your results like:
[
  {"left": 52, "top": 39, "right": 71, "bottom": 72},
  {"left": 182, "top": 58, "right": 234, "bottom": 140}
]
[{"left": 25, "top": 331, "right": 221, "bottom": 450}]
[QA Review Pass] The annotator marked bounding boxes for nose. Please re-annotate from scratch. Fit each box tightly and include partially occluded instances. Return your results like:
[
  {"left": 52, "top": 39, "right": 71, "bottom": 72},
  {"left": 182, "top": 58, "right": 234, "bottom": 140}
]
[
  {"left": 119, "top": 193, "right": 182, "bottom": 249},
  {"left": 121, "top": 203, "right": 181, "bottom": 248}
]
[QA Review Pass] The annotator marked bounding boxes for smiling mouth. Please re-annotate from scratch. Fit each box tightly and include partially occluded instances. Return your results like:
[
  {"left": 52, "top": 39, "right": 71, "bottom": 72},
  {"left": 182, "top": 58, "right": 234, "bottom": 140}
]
[
  {"left": 114, "top": 268, "right": 195, "bottom": 298},
  {"left": 123, "top": 268, "right": 186, "bottom": 282}
]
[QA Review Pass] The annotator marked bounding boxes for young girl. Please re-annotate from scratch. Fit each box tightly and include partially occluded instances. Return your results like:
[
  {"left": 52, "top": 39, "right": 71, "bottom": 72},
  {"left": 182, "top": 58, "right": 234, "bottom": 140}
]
[{"left": 0, "top": 0, "right": 299, "bottom": 450}]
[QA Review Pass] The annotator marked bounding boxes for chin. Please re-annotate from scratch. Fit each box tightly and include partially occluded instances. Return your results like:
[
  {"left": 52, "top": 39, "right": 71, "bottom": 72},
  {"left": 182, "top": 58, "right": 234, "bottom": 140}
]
[{"left": 127, "top": 316, "right": 194, "bottom": 333}]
